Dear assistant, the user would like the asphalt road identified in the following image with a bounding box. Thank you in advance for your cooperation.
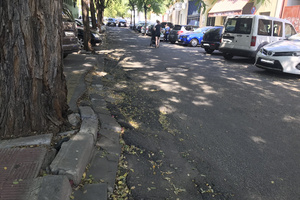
[103,26,300,200]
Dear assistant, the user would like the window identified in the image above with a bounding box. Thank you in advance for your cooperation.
[258,19,272,36]
[273,21,282,37]
[285,23,297,37]
[206,17,215,26]
[225,18,252,34]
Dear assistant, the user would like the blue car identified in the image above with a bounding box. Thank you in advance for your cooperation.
[178,26,213,47]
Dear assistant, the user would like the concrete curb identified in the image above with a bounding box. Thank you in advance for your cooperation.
[50,106,98,185]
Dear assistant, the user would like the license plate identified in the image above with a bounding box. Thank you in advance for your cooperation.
[65,31,75,37]
[261,59,274,64]
[203,43,210,46]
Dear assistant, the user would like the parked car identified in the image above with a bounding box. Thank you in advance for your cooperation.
[136,22,146,33]
[141,23,154,34]
[145,24,155,35]
[106,18,117,26]
[77,26,102,49]
[219,15,297,60]
[62,6,79,58]
[254,33,300,75]
[200,26,224,54]
[118,19,127,27]
[75,19,99,32]
[169,25,198,44]
[178,26,213,47]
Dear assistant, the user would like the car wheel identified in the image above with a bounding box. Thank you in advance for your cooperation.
[78,37,84,50]
[189,39,198,47]
[170,41,175,44]
[205,48,214,54]
[223,53,233,60]
[63,53,68,58]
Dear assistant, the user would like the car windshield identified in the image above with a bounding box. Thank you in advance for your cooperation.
[288,33,300,41]
[194,27,211,33]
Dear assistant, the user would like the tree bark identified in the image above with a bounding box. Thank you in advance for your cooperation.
[90,0,97,29]
[96,0,105,32]
[81,0,92,51]
[0,0,69,138]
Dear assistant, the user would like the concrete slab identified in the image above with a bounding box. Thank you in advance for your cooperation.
[97,133,121,156]
[78,106,99,142]
[50,134,94,185]
[74,183,107,200]
[99,129,120,144]
[98,113,122,132]
[0,134,53,148]
[27,175,72,200]
[87,149,119,191]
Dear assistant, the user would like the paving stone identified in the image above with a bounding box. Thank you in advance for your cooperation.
[87,149,119,190]
[99,129,120,144]
[74,183,107,200]
[27,175,72,200]
[68,113,81,127]
[98,113,122,132]
[97,134,121,156]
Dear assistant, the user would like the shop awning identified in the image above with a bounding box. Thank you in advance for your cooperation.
[208,0,249,17]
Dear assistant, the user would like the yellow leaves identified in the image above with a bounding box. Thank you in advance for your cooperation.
[82,172,86,179]
[128,120,139,129]
[12,179,23,185]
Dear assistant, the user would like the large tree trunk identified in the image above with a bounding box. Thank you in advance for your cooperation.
[81,0,92,51]
[0,0,69,138]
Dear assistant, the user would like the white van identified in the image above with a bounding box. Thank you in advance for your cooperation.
[219,15,297,60]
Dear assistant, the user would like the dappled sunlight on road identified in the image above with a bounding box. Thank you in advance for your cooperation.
[250,136,267,144]
[283,115,300,124]
[101,27,300,199]
[192,96,213,106]
[271,81,300,92]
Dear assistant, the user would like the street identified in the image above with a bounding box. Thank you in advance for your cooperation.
[100,26,300,200]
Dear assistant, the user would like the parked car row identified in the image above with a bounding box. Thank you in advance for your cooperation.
[106,18,127,27]
[62,5,102,58]
[134,15,299,75]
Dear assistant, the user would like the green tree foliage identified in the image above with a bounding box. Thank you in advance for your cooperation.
[105,0,130,18]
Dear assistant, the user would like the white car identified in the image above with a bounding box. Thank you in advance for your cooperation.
[255,33,300,75]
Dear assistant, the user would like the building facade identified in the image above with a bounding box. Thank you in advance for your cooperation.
[164,0,299,30]
[281,0,300,32]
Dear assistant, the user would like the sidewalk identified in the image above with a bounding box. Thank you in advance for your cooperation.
[0,38,121,199]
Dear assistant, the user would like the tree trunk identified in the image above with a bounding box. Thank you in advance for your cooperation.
[0,0,69,138]
[81,0,92,51]
[133,6,136,28]
[96,0,105,32]
[144,6,147,25]
[90,0,97,29]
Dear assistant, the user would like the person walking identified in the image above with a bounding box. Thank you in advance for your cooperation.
[154,20,161,48]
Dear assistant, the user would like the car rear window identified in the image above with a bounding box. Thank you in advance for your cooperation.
[225,18,252,34]
[173,25,182,30]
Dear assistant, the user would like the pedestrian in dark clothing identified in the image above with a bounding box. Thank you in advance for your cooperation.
[150,25,156,47]
[154,20,161,48]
